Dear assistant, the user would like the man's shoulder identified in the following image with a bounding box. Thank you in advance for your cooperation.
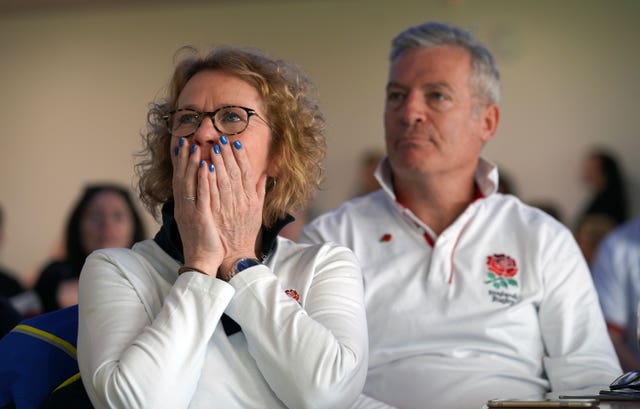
[310,190,389,225]
[302,190,391,244]
[485,194,567,230]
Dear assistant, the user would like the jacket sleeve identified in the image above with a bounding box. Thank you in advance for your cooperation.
[77,250,235,409]
[591,233,627,329]
[225,243,368,409]
[538,228,622,390]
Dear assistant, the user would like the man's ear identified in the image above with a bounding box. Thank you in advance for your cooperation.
[479,103,500,143]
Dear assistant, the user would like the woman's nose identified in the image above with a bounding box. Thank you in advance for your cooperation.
[192,116,218,147]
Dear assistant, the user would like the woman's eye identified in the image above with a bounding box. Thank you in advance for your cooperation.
[178,112,200,125]
[220,110,243,123]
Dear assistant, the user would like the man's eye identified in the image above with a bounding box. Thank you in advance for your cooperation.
[387,92,405,102]
[429,92,445,101]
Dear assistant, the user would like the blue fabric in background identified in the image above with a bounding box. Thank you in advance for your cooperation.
[0,305,79,409]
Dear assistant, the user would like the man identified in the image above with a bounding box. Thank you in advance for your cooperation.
[591,217,640,372]
[301,22,621,409]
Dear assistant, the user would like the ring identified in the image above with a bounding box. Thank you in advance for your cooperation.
[183,195,197,202]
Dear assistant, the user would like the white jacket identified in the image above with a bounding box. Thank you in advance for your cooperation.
[301,157,621,409]
[78,238,368,409]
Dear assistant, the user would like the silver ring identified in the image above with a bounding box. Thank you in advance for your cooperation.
[183,195,197,202]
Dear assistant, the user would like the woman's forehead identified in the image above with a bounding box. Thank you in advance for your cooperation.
[178,70,264,109]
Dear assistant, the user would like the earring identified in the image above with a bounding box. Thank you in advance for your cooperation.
[267,176,277,191]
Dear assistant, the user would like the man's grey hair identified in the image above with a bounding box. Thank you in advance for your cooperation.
[390,22,501,106]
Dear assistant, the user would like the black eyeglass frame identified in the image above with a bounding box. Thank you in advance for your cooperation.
[610,370,640,390]
[162,105,267,137]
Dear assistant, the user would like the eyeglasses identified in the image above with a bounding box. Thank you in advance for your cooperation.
[162,106,266,137]
[610,371,640,390]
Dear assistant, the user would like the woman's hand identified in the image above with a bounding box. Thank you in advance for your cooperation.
[172,136,266,279]
[209,136,266,278]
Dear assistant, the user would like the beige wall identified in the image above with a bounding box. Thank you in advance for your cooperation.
[1,0,639,284]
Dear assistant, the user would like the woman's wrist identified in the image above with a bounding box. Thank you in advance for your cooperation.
[178,266,209,276]
[181,256,221,277]
[219,255,260,281]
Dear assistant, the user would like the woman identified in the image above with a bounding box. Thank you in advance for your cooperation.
[574,148,628,264]
[77,46,367,409]
[577,148,628,227]
[34,184,146,312]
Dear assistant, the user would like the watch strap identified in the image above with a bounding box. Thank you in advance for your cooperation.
[227,257,261,280]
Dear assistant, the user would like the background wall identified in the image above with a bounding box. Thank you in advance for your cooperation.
[1,0,639,284]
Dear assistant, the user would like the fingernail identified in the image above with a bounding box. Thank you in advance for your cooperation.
[199,160,205,168]
[209,163,215,172]
[233,140,242,150]
[190,144,197,154]
[220,135,228,145]
[178,137,184,147]
[173,146,179,157]
[214,145,221,155]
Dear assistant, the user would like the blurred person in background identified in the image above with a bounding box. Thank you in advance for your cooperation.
[575,214,616,265]
[33,184,146,313]
[576,148,628,227]
[574,148,628,266]
[591,217,640,372]
[0,205,25,299]
[0,205,25,337]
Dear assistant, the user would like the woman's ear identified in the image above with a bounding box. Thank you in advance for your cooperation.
[266,175,277,191]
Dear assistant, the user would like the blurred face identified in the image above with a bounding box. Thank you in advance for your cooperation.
[80,191,135,253]
[173,69,274,177]
[580,153,604,190]
[384,46,498,181]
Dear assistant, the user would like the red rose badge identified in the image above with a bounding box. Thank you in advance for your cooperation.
[484,254,518,288]
[380,233,392,242]
[285,289,300,302]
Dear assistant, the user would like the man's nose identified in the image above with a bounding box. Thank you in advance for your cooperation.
[401,92,427,125]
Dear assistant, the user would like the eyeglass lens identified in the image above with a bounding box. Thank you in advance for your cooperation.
[170,107,251,137]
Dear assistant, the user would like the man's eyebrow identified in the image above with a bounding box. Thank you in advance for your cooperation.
[423,82,454,92]
[386,81,408,91]
[386,81,454,92]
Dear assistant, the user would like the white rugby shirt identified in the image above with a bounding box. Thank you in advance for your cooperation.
[301,157,621,409]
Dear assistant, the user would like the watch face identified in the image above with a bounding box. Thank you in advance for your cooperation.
[237,258,261,272]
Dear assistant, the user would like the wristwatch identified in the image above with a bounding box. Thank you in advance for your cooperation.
[227,257,261,280]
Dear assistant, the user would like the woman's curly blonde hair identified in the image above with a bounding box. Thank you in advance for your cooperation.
[136,46,326,228]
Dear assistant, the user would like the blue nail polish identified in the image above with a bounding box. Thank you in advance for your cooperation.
[178,137,184,147]
[190,144,197,154]
[233,140,242,150]
[214,145,221,155]
[220,135,228,145]
[209,163,215,172]
[199,160,205,168]
[173,146,179,157]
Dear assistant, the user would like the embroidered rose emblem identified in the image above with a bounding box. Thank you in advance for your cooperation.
[485,254,518,288]
[285,289,300,302]
[380,233,392,242]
